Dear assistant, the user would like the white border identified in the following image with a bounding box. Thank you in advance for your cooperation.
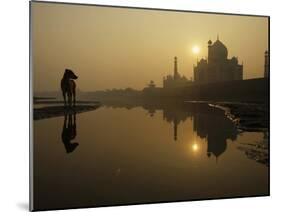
[1,0,280,212]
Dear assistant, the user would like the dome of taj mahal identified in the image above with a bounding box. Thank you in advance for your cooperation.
[212,39,228,59]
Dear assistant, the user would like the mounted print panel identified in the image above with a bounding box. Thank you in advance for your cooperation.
[30,1,269,211]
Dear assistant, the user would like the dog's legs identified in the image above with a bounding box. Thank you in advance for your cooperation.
[73,89,76,107]
[68,93,72,107]
[63,112,67,130]
[62,91,66,107]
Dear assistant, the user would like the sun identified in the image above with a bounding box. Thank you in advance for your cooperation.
[192,143,199,152]
[192,45,200,54]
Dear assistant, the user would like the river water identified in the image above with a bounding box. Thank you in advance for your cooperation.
[33,101,268,210]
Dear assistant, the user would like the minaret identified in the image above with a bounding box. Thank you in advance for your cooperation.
[208,40,212,63]
[264,50,269,78]
[174,56,179,80]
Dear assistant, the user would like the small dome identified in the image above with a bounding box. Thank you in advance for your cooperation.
[208,40,212,45]
[199,58,207,64]
[230,57,238,65]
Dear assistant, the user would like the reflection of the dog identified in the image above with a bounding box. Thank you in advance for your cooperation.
[61,111,79,153]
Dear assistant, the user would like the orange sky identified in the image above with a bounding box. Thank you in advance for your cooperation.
[32,2,268,92]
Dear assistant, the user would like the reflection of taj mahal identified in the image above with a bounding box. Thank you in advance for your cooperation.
[103,101,239,161]
[161,103,238,160]
[194,37,243,84]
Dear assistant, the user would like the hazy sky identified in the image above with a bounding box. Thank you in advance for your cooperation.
[32,2,268,92]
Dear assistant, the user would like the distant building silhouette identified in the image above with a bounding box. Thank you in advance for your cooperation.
[264,50,269,78]
[148,80,156,88]
[163,57,192,88]
[194,37,243,84]
[143,80,163,96]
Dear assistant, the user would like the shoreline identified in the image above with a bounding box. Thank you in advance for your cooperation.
[208,101,268,166]
[208,102,268,133]
[33,104,101,120]
[33,100,100,105]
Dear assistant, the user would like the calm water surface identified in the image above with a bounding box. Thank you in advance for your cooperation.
[33,102,268,210]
